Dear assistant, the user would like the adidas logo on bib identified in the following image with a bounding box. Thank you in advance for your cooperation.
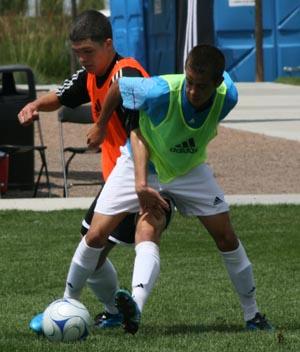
[170,138,198,153]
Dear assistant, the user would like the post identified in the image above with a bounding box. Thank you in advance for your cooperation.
[70,0,78,75]
[255,0,264,81]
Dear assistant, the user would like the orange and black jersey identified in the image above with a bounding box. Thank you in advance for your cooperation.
[55,53,144,135]
[55,53,148,180]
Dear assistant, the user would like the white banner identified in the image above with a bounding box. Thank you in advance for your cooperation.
[229,0,255,7]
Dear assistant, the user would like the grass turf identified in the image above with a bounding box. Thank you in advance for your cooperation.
[0,205,299,352]
[276,76,300,85]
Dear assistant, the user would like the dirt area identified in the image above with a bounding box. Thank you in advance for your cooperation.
[2,95,300,199]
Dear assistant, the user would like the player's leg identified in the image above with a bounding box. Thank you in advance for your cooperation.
[81,189,101,237]
[91,213,137,328]
[30,155,134,336]
[29,193,122,335]
[63,211,126,300]
[80,190,121,327]
[115,212,165,335]
[115,197,174,334]
[198,212,273,330]
[169,163,272,330]
[29,211,125,335]
[198,212,258,318]
[64,149,140,302]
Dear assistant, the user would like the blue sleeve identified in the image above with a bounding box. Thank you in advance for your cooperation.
[119,76,170,125]
[219,71,238,121]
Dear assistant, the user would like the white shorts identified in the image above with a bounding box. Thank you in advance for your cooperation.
[95,147,229,217]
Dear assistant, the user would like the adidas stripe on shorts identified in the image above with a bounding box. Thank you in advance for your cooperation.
[94,146,229,217]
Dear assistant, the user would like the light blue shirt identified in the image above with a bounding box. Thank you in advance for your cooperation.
[121,72,238,172]
[120,71,238,128]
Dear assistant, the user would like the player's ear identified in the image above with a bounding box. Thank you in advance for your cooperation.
[104,38,113,49]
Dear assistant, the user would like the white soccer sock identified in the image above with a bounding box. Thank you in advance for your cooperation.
[132,241,160,312]
[64,236,103,300]
[221,240,258,321]
[87,258,119,314]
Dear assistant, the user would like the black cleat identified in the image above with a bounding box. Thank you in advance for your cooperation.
[115,289,141,335]
[246,312,274,331]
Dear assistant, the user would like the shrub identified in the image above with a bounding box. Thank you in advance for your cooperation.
[0,14,73,83]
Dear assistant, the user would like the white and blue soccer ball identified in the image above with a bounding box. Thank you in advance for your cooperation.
[42,298,92,342]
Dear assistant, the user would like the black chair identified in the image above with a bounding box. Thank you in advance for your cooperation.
[0,65,51,197]
[58,104,103,197]
[0,151,9,197]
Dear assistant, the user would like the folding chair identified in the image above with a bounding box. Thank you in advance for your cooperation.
[58,104,103,197]
[0,151,9,198]
[0,117,51,197]
[0,65,51,197]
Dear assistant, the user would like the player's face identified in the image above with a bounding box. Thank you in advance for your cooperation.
[71,39,113,76]
[185,66,222,109]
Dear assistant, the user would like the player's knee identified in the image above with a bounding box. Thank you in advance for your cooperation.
[136,214,165,243]
[85,226,107,247]
[215,230,238,251]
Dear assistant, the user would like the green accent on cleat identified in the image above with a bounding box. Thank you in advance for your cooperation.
[115,289,141,335]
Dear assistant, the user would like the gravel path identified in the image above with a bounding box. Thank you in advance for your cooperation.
[3,95,300,199]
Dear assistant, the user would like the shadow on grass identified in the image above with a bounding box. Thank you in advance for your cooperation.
[142,323,244,335]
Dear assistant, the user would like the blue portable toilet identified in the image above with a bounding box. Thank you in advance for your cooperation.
[214,0,300,81]
[109,0,147,68]
[143,0,176,75]
[276,1,300,77]
[109,0,176,75]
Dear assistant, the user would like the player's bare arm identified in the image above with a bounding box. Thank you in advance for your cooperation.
[86,81,121,149]
[18,91,61,126]
[130,128,169,217]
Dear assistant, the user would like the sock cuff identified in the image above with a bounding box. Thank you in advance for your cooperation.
[220,240,250,262]
[221,240,251,272]
[73,236,103,270]
[82,236,103,253]
[220,239,242,255]
[135,241,159,255]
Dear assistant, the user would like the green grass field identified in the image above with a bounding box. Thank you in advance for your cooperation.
[0,205,299,352]
[276,76,300,85]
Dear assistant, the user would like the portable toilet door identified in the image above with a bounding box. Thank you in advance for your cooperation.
[214,0,277,81]
[144,0,176,75]
[110,0,176,75]
[110,0,147,68]
[276,0,300,77]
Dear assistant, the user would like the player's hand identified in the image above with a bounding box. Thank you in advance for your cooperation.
[136,184,169,217]
[87,124,106,150]
[18,102,39,126]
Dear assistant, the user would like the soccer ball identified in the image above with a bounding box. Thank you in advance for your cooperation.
[42,298,92,342]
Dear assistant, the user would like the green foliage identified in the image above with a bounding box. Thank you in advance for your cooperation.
[0,0,26,14]
[78,0,105,12]
[0,1,106,83]
[0,14,71,83]
[0,205,300,351]
[40,0,63,16]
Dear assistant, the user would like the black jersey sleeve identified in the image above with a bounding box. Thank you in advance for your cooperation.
[114,66,145,134]
[55,68,90,108]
